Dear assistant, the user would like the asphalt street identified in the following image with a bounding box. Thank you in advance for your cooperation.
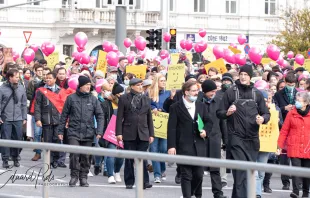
[0,149,298,198]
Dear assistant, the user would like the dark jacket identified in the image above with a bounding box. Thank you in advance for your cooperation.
[117,68,124,84]
[26,76,42,101]
[0,83,27,122]
[34,85,61,125]
[56,78,69,89]
[58,89,104,141]
[98,98,114,147]
[217,80,270,138]
[216,89,225,100]
[167,99,212,157]
[204,96,228,169]
[116,93,154,141]
[274,88,297,121]
[150,90,171,112]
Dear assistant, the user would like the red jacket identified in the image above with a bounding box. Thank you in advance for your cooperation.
[278,108,310,159]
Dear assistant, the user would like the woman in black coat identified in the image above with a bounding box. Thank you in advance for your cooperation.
[168,81,212,198]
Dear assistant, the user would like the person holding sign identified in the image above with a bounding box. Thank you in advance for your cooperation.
[167,81,212,198]
[278,92,310,198]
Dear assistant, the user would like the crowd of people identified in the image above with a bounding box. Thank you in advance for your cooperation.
[0,52,309,198]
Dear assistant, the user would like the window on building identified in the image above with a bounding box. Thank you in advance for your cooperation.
[27,0,40,5]
[0,0,4,4]
[63,45,73,57]
[62,0,72,8]
[265,0,276,15]
[194,0,205,12]
[96,0,113,8]
[226,0,237,14]
[170,0,175,11]
[128,0,141,10]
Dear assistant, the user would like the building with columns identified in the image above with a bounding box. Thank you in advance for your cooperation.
[0,0,308,60]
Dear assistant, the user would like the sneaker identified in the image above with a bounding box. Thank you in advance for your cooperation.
[13,161,20,167]
[108,176,116,184]
[161,172,167,181]
[154,177,161,183]
[282,184,290,190]
[290,192,299,198]
[204,171,208,176]
[115,172,122,182]
[221,181,227,188]
[263,186,272,193]
[175,173,181,184]
[94,166,101,176]
[302,192,309,198]
[2,161,9,169]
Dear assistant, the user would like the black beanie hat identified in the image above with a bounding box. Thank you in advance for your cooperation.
[239,64,253,78]
[185,74,196,82]
[222,73,233,83]
[112,83,124,95]
[78,75,91,88]
[202,80,217,93]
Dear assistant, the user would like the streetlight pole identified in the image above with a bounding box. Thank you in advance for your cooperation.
[0,0,49,10]
[115,6,127,55]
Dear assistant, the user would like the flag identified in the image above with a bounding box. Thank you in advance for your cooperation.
[197,114,204,132]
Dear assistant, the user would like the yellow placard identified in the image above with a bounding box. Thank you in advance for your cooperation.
[170,53,179,65]
[152,112,169,139]
[46,52,59,69]
[294,59,310,72]
[204,58,227,74]
[65,56,72,70]
[259,104,279,152]
[228,46,241,54]
[166,64,185,90]
[126,65,147,79]
[261,58,276,66]
[96,50,108,75]
[202,46,216,62]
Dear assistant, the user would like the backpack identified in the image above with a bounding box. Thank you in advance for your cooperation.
[232,85,258,106]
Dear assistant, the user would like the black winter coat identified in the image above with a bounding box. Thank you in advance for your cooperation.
[98,99,114,147]
[273,88,297,121]
[58,89,104,141]
[167,99,212,157]
[34,87,61,125]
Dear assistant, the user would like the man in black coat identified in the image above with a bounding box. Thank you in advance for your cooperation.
[35,72,62,169]
[202,80,227,198]
[116,78,154,190]
[58,76,104,187]
[168,80,211,198]
[217,64,270,198]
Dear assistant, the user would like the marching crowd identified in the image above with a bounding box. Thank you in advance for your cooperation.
[0,52,309,198]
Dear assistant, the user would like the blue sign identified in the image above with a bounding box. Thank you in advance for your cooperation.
[186,34,195,42]
[244,44,250,54]
[308,48,310,56]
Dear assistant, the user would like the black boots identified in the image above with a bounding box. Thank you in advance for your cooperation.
[69,177,78,187]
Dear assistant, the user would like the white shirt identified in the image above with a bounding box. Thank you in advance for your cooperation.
[182,96,196,120]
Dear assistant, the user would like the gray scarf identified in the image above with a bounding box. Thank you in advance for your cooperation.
[130,89,143,112]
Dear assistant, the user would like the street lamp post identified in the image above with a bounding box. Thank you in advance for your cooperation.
[0,0,49,10]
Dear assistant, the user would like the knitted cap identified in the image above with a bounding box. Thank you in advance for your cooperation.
[202,80,217,93]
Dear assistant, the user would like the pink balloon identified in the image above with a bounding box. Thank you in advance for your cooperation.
[95,79,107,93]
[74,32,88,48]
[79,53,90,64]
[106,51,119,67]
[68,75,79,90]
[266,44,280,61]
[254,80,269,90]
[102,41,113,52]
[137,51,146,59]
[45,42,55,56]
[213,45,224,59]
[77,47,85,53]
[123,38,132,48]
[160,50,169,59]
[30,44,39,52]
[163,32,171,42]
[128,51,136,56]
[23,48,35,64]
[184,40,193,51]
[13,51,20,62]
[90,56,97,64]
[276,56,284,66]
[237,34,247,45]
[117,51,124,58]
[295,54,305,65]
[112,44,119,53]
[41,42,49,56]
[224,49,235,64]
[194,44,202,53]
[234,54,246,66]
[230,43,237,48]
[127,55,135,64]
[282,60,290,67]
[197,40,207,52]
[248,47,262,65]
[134,37,146,51]
[180,39,186,49]
[287,51,294,59]
[198,28,207,38]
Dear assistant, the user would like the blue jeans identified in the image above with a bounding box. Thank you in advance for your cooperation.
[256,152,270,196]
[106,143,124,177]
[32,116,42,154]
[1,121,23,161]
[150,137,167,178]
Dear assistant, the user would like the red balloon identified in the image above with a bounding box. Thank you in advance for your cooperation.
[123,38,132,48]
[134,36,146,51]
[79,53,90,65]
[74,32,88,48]
[103,41,113,53]
[213,45,224,59]
[180,39,186,49]
[248,47,262,65]
[23,48,35,64]
[266,44,280,61]
[224,49,235,64]
[197,40,207,52]
[106,51,119,67]
[184,40,193,51]
[234,54,246,66]
[160,50,169,59]
[295,54,305,65]
[30,44,39,52]
[163,32,171,42]
[237,34,247,45]
[198,28,207,38]
[194,44,202,53]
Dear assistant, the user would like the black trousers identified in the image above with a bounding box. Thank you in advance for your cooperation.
[123,138,150,186]
[210,171,224,197]
[279,153,291,186]
[42,125,59,163]
[263,158,277,188]
[68,139,92,179]
[1,121,23,161]
[291,158,310,195]
[230,135,259,198]
[180,165,204,198]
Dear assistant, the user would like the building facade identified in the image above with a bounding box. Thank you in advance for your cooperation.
[0,0,307,60]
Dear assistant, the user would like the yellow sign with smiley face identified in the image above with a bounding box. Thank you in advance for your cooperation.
[166,64,185,90]
[152,112,169,139]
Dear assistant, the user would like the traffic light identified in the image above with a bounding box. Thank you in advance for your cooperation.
[74,1,78,9]
[169,28,177,50]
[154,29,162,50]
[146,29,155,50]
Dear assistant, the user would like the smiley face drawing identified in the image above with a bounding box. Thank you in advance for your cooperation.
[173,73,178,82]
[153,119,163,129]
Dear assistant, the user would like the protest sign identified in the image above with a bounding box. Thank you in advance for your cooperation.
[204,58,227,74]
[103,115,124,148]
[166,64,185,90]
[126,65,147,79]
[152,112,169,139]
[96,50,108,75]
[46,52,59,69]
